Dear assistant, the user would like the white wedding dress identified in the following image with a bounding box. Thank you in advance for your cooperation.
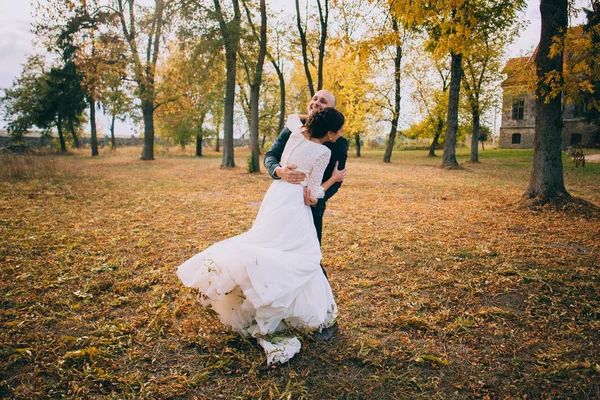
[177,115,338,365]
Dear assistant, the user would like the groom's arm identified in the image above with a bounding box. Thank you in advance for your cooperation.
[264,127,292,179]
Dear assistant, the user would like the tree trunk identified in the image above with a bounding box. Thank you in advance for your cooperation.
[355,133,361,157]
[429,118,444,156]
[116,0,165,162]
[248,0,267,173]
[214,0,240,168]
[384,24,402,163]
[222,47,237,167]
[522,0,569,204]
[316,0,328,91]
[215,135,220,152]
[56,116,66,153]
[68,118,80,149]
[196,133,203,156]
[261,134,266,149]
[196,113,205,157]
[110,113,116,149]
[89,98,99,156]
[141,99,155,160]
[441,52,463,168]
[481,139,485,150]
[470,108,480,162]
[295,0,314,96]
[249,80,261,172]
[271,59,286,134]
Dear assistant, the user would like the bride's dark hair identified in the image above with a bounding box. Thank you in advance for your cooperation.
[306,108,345,139]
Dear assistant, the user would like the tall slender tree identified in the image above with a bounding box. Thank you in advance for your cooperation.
[405,40,450,156]
[213,0,241,168]
[58,2,110,156]
[442,50,463,167]
[267,22,288,134]
[114,0,172,161]
[316,0,329,91]
[383,15,403,163]
[295,0,329,96]
[461,6,521,163]
[295,0,314,96]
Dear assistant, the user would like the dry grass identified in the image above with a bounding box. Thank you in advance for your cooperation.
[1,146,599,399]
[0,152,73,181]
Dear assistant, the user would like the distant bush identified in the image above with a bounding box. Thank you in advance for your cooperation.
[364,138,385,149]
[397,145,433,151]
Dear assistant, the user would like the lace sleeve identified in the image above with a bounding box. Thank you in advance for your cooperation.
[306,149,331,199]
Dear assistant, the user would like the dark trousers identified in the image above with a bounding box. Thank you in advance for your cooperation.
[313,214,323,245]
[312,213,328,279]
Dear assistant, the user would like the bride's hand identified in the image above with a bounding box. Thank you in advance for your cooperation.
[304,187,317,206]
[332,161,346,183]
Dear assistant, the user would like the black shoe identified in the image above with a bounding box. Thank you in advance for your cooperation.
[313,321,339,341]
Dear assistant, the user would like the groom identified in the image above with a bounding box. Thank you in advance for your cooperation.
[263,90,348,340]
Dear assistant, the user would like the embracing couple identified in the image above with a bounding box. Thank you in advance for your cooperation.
[177,90,348,365]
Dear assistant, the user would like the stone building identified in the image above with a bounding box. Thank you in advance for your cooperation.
[499,33,599,149]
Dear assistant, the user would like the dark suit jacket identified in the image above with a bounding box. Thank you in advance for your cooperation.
[264,126,348,218]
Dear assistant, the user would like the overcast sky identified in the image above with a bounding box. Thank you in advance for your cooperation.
[0,0,590,135]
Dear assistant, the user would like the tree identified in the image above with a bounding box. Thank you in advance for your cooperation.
[521,0,570,205]
[324,40,377,157]
[442,49,463,167]
[268,24,288,134]
[0,56,48,142]
[257,72,283,147]
[155,43,225,156]
[240,0,268,173]
[0,54,87,153]
[99,39,136,150]
[49,60,88,150]
[175,1,227,154]
[114,0,174,161]
[462,43,499,163]
[34,0,91,150]
[57,1,113,156]
[361,1,408,163]
[383,15,404,163]
[461,6,521,163]
[390,0,526,168]
[405,43,450,156]
[295,0,329,96]
[213,0,242,168]
[581,1,600,128]
[34,0,127,155]
[478,124,490,150]
[561,2,600,132]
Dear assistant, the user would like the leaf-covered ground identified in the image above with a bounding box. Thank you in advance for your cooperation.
[1,146,599,399]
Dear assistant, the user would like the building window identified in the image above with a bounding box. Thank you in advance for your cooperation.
[512,133,521,144]
[570,134,582,145]
[573,100,587,119]
[512,99,524,120]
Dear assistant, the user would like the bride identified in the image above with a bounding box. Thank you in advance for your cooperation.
[177,108,346,365]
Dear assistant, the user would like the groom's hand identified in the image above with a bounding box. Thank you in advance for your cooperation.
[275,164,306,184]
[331,161,347,182]
[304,187,317,206]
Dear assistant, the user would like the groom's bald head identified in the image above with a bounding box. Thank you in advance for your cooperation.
[308,90,337,115]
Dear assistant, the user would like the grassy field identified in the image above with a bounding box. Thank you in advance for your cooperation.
[1,146,599,399]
